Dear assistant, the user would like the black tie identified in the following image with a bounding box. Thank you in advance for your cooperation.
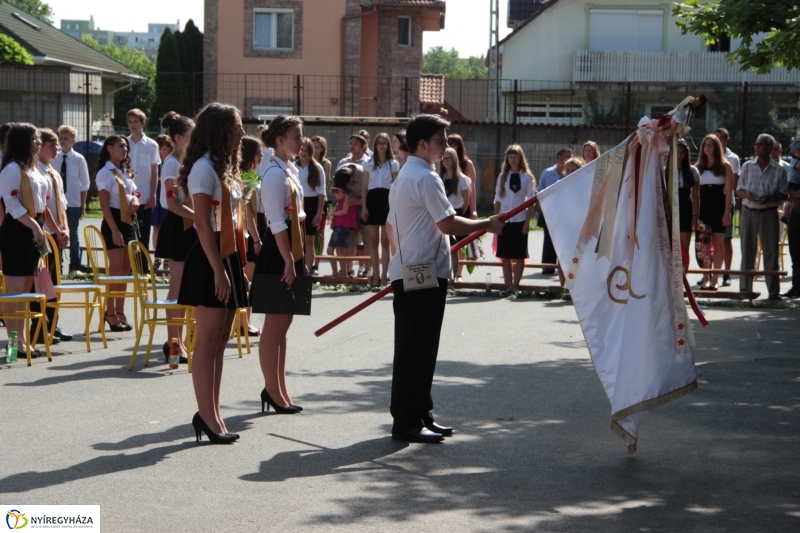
[509,173,521,193]
[60,154,68,194]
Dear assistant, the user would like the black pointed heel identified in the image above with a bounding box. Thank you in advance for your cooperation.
[191,413,236,444]
[260,389,299,414]
[104,313,126,333]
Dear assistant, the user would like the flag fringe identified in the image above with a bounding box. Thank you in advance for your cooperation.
[609,380,698,453]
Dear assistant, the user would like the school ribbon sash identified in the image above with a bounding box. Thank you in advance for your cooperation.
[219,184,236,260]
[285,171,304,263]
[18,166,37,217]
[111,169,132,224]
[46,168,67,227]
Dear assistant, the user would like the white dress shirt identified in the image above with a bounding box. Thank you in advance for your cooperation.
[186,154,242,232]
[38,161,67,233]
[366,158,400,190]
[159,154,184,208]
[96,161,138,210]
[127,134,160,201]
[447,175,472,210]
[299,160,326,197]
[261,156,305,235]
[0,160,52,218]
[494,170,534,223]
[256,146,276,178]
[55,149,91,208]
[387,156,456,282]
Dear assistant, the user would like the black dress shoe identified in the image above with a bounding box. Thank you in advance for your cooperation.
[54,328,73,341]
[424,421,454,436]
[541,269,556,275]
[31,334,59,345]
[722,275,731,287]
[782,288,799,299]
[391,427,445,443]
[768,294,782,301]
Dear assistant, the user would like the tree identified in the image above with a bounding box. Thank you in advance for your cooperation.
[673,0,800,73]
[6,0,53,24]
[0,34,34,65]
[81,35,156,128]
[151,28,190,120]
[423,46,488,79]
[183,20,204,73]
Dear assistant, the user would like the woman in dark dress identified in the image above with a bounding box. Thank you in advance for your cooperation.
[176,103,247,444]
[254,115,306,414]
[674,140,700,268]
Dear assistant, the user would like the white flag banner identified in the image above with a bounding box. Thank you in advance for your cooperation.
[538,114,702,453]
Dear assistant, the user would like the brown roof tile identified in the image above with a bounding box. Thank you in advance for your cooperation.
[420,74,445,105]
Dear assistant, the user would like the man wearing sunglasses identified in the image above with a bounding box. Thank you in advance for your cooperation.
[385,114,505,443]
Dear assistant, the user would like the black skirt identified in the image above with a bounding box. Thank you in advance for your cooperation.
[255,225,306,277]
[101,208,137,250]
[246,212,267,263]
[366,188,390,225]
[0,214,44,276]
[496,221,529,259]
[304,196,320,236]
[678,186,694,233]
[177,233,249,310]
[155,211,198,262]
[699,184,727,234]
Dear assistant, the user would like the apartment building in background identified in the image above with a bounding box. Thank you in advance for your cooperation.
[61,17,179,57]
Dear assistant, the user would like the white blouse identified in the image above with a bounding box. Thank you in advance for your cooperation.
[160,154,184,208]
[699,169,726,186]
[186,154,242,232]
[261,156,305,234]
[96,161,138,210]
[447,175,472,210]
[0,160,52,218]
[38,162,67,231]
[298,160,326,197]
[493,170,535,224]
[366,158,400,190]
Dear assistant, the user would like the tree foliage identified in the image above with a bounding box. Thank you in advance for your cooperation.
[6,0,53,24]
[151,28,190,120]
[423,46,488,79]
[673,0,800,73]
[0,34,34,65]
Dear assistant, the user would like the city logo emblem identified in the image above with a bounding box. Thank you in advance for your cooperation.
[415,272,425,285]
[6,510,28,530]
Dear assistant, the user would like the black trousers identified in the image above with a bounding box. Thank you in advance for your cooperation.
[390,278,448,432]
[137,207,152,273]
[540,216,558,265]
[788,208,800,291]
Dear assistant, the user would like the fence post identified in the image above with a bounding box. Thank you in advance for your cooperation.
[295,74,302,116]
[403,77,410,117]
[741,81,749,155]
[512,79,519,141]
[84,72,91,148]
[244,74,248,118]
[625,81,633,131]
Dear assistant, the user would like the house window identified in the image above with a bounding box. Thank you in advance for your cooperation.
[254,9,294,50]
[589,9,663,52]
[398,16,412,46]
[516,102,584,125]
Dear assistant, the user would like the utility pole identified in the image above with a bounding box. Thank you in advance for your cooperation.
[488,0,500,122]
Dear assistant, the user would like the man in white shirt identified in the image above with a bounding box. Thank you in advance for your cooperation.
[715,127,740,286]
[337,134,372,276]
[385,114,504,443]
[57,125,91,272]
[126,108,160,253]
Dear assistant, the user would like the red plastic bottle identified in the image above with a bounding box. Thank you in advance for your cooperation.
[169,338,180,369]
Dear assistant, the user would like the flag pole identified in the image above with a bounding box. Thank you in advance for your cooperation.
[314,196,540,337]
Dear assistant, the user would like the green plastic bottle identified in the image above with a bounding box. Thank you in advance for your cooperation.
[7,331,18,363]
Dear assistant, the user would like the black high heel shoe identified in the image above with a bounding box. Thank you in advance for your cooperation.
[104,313,126,332]
[260,389,299,414]
[116,313,133,331]
[291,404,303,412]
[191,413,236,444]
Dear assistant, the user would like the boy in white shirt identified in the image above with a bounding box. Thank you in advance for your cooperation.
[126,108,160,254]
[57,125,91,272]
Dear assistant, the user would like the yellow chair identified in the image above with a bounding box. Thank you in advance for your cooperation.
[127,240,195,371]
[44,233,107,353]
[755,225,789,279]
[0,272,52,365]
[83,225,138,329]
[231,307,252,358]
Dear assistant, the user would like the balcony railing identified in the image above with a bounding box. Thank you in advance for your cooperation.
[573,50,800,84]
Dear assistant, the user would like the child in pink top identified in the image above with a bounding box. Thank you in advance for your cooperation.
[327,167,358,277]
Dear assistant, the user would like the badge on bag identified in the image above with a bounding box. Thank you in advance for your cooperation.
[402,261,438,291]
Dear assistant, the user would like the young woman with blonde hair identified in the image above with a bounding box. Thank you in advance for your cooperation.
[361,132,399,286]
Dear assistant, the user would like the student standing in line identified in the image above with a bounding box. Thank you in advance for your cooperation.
[56,125,90,273]
[239,135,266,338]
[311,135,332,276]
[441,147,471,282]
[0,124,54,359]
[154,112,197,361]
[582,141,600,163]
[358,129,373,158]
[256,125,276,178]
[298,138,326,274]
[537,147,572,275]
[327,167,358,278]
[494,144,535,294]
[176,103,247,444]
[673,140,701,267]
[337,134,371,278]
[32,128,72,344]
[446,134,478,220]
[385,114,505,443]
[95,135,140,332]
[152,134,173,272]
[695,134,733,291]
[714,127,740,287]
[126,109,160,257]
[361,133,399,286]
[392,130,410,168]
[254,115,306,414]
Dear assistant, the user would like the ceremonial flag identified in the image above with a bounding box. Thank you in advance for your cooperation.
[537,114,701,453]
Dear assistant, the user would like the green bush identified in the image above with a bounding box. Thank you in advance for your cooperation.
[0,34,34,65]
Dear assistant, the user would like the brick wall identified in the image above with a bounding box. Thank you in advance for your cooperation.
[204,0,219,102]
[242,0,304,59]
[376,9,423,117]
[342,0,362,116]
